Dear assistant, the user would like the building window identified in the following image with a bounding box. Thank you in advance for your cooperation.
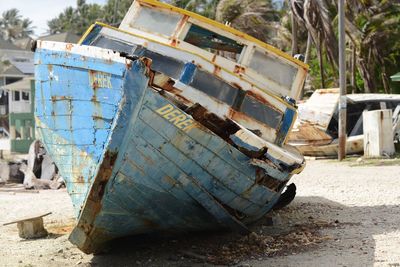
[22,92,29,101]
[13,91,20,101]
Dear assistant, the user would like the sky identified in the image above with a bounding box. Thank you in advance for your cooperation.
[0,0,108,37]
[0,0,285,37]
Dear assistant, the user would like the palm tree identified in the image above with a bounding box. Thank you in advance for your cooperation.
[345,1,400,93]
[48,0,103,35]
[215,0,280,45]
[47,7,76,34]
[167,0,219,19]
[290,0,400,93]
[103,0,134,26]
[290,0,339,88]
[0,9,34,41]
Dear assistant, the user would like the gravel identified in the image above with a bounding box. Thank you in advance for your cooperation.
[0,159,399,266]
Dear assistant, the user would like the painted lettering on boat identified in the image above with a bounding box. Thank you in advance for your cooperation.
[89,71,112,88]
[156,104,195,132]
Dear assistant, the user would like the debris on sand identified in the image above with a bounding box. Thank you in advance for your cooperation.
[3,212,51,239]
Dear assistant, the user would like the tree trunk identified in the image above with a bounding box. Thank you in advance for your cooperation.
[381,66,391,94]
[291,11,298,56]
[350,44,357,93]
[317,34,326,88]
[300,33,313,99]
[304,33,312,64]
[112,0,119,24]
[357,57,375,93]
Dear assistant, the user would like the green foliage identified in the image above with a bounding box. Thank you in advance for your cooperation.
[352,2,400,93]
[0,9,34,41]
[214,0,281,44]
[166,0,219,19]
[307,45,337,89]
[47,0,134,35]
[103,0,135,25]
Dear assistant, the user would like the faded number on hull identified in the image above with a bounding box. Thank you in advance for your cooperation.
[89,71,112,88]
[156,104,195,132]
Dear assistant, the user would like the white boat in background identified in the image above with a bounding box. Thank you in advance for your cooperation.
[289,89,400,156]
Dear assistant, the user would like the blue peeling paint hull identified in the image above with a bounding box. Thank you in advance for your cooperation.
[35,44,296,253]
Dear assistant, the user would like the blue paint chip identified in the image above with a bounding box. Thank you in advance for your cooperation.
[275,108,295,145]
[179,63,197,85]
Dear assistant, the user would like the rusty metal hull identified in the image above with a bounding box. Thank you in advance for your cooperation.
[34,41,302,253]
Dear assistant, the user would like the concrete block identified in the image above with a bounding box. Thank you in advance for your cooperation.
[16,218,48,239]
[0,161,9,182]
[3,212,51,239]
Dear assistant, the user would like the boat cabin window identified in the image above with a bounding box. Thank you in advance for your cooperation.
[138,49,185,79]
[132,6,182,37]
[249,49,297,89]
[240,95,282,129]
[91,35,135,54]
[183,24,244,62]
[91,35,185,80]
[190,69,239,105]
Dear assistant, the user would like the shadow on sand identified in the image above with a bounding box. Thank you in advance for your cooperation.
[89,196,400,266]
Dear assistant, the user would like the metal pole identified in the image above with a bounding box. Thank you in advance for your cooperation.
[338,0,347,160]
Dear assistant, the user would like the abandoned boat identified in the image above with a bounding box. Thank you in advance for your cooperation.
[288,89,400,156]
[34,0,307,254]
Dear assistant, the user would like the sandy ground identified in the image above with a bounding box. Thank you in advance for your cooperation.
[1,159,400,267]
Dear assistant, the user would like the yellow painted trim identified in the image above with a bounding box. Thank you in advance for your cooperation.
[80,22,297,112]
[137,0,308,70]
[78,24,96,44]
[290,159,306,174]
